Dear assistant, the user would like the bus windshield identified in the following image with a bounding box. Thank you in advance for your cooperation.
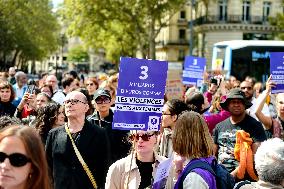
[211,40,284,82]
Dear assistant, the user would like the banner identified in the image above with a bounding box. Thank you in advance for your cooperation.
[112,57,168,131]
[182,56,206,87]
[270,52,284,93]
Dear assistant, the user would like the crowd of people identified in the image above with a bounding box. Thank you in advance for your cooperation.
[0,67,283,189]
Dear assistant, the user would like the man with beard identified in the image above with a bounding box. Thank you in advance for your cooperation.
[240,80,272,136]
[213,88,266,181]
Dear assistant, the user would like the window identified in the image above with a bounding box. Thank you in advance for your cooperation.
[180,11,186,19]
[178,49,185,61]
[242,0,251,22]
[263,2,271,22]
[218,0,227,21]
[179,29,186,40]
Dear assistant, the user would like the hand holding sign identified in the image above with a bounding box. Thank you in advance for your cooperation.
[270,52,284,93]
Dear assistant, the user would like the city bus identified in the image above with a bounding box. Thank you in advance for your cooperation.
[211,40,284,82]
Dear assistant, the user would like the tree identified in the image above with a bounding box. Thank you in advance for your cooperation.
[0,0,59,70]
[63,0,187,62]
[67,45,89,63]
[270,0,284,40]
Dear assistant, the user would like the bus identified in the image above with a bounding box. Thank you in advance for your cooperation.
[211,40,284,82]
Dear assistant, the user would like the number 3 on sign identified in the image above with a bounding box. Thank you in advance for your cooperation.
[139,66,148,80]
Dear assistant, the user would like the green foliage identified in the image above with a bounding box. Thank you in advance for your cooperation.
[63,0,187,62]
[0,0,60,69]
[67,45,89,63]
[270,13,284,40]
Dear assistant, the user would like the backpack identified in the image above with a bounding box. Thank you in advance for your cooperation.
[177,158,235,189]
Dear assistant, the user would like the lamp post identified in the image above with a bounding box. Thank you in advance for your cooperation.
[55,33,65,77]
[189,0,195,55]
[61,33,65,66]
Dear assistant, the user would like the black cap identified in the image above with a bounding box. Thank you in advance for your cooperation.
[93,88,111,100]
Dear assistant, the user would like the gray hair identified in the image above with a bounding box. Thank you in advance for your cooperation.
[15,71,26,81]
[255,138,284,185]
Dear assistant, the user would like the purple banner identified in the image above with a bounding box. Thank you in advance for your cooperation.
[270,52,284,93]
[112,57,168,131]
[182,56,206,87]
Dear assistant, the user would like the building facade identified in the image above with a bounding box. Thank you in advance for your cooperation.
[155,0,283,67]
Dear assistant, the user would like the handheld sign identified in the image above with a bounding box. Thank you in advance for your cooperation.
[152,158,173,189]
[270,52,284,93]
[182,56,206,87]
[112,57,168,131]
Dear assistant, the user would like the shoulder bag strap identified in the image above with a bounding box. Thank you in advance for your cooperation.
[65,124,98,189]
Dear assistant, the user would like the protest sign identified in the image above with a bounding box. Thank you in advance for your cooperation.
[182,56,206,87]
[270,52,284,93]
[152,158,173,189]
[112,57,168,131]
[166,63,184,100]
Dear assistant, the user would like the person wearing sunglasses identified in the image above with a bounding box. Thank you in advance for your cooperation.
[85,78,98,100]
[0,125,51,189]
[106,130,172,189]
[46,91,111,189]
[88,88,131,164]
[240,80,272,138]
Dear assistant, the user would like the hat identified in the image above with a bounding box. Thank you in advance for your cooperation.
[220,88,253,111]
[93,88,111,100]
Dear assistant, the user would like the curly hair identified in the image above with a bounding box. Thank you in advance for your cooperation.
[33,102,62,143]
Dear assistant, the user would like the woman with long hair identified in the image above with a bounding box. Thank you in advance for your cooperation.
[0,82,16,117]
[0,125,51,189]
[105,130,171,189]
[33,103,65,144]
[172,111,216,189]
[159,99,190,158]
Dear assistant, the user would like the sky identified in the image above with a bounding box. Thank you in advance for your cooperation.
[52,0,63,8]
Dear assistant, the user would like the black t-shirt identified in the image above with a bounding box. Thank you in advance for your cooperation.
[136,158,154,189]
[213,114,267,172]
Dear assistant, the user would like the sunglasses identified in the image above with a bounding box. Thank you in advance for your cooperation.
[129,133,155,141]
[95,97,111,104]
[86,83,94,86]
[0,152,30,167]
[64,99,86,105]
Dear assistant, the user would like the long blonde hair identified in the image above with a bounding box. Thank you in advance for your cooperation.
[172,111,214,158]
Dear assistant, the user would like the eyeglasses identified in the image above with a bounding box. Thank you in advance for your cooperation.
[95,97,111,104]
[240,86,252,90]
[162,112,172,116]
[64,99,86,105]
[129,133,155,141]
[0,152,30,167]
[86,83,94,86]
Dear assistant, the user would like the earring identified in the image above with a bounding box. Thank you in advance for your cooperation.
[29,173,32,179]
